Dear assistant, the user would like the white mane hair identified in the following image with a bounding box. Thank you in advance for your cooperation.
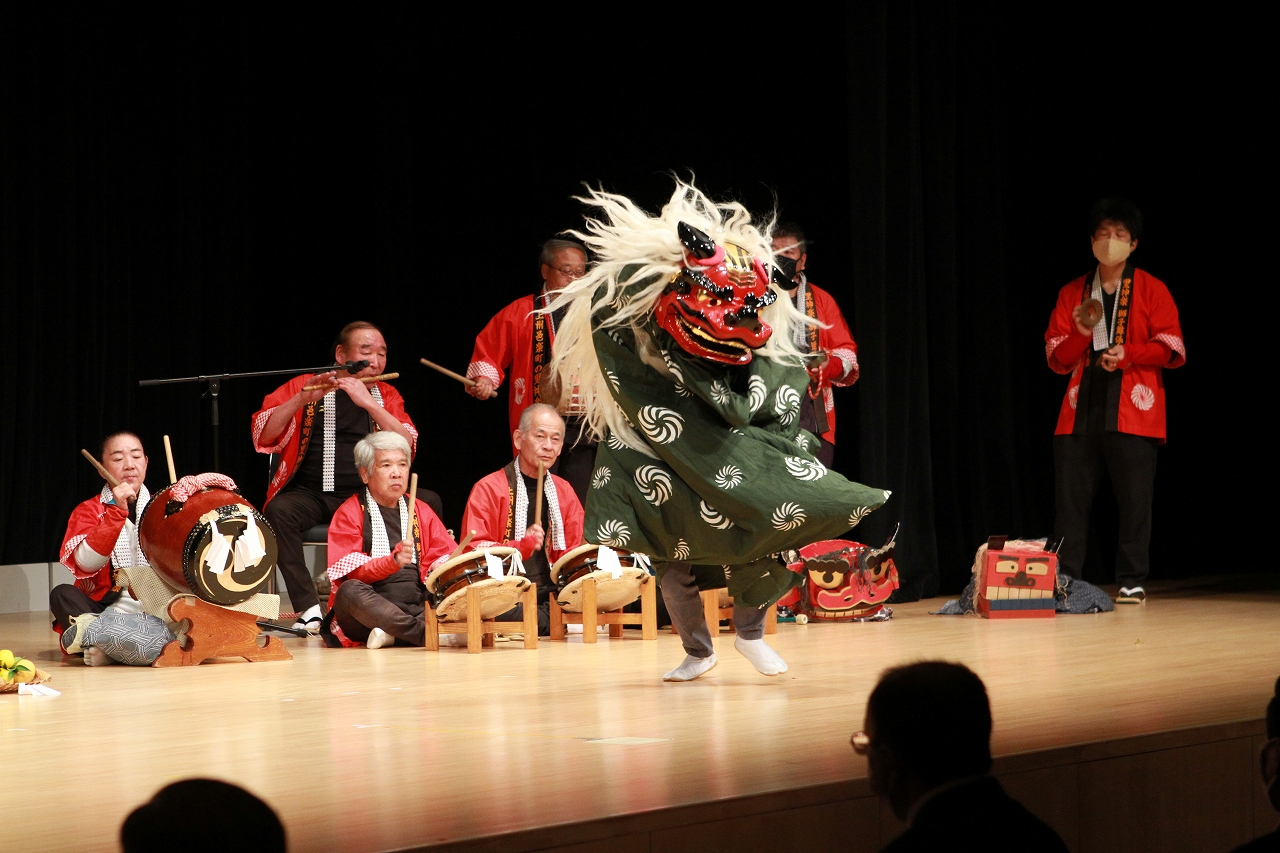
[545,178,813,451]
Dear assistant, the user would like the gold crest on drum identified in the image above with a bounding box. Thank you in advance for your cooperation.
[551,544,652,613]
[425,547,531,622]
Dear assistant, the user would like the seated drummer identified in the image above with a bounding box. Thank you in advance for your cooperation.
[461,403,584,636]
[53,432,150,653]
[322,432,457,648]
[252,321,423,634]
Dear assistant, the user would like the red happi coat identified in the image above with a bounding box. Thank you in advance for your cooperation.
[59,485,151,602]
[325,494,457,646]
[461,467,584,565]
[1045,268,1185,440]
[251,374,418,506]
[467,288,556,437]
[800,281,860,445]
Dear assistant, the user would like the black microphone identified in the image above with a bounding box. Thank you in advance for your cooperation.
[339,360,370,374]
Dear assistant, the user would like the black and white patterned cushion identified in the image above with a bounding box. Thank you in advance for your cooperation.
[81,612,176,665]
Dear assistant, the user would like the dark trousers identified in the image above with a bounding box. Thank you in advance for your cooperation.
[49,584,113,633]
[501,577,554,636]
[816,438,835,468]
[264,486,352,614]
[333,580,426,646]
[660,562,765,658]
[1053,432,1158,588]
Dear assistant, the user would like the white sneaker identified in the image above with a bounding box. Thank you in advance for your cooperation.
[366,628,392,649]
[663,653,717,682]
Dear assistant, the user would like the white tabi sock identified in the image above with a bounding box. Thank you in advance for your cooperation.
[366,628,392,649]
[734,637,788,676]
[663,653,717,682]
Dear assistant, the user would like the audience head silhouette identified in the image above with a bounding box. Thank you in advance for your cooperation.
[861,661,993,819]
[121,778,286,853]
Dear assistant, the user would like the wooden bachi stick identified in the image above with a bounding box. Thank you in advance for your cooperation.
[163,435,178,485]
[533,462,545,529]
[302,372,399,391]
[405,473,419,543]
[447,529,476,561]
[419,358,498,398]
[81,449,121,489]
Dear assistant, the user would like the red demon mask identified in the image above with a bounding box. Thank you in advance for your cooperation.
[780,528,900,621]
[652,222,779,365]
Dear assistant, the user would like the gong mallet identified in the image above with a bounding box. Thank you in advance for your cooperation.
[302,372,400,392]
[419,357,498,398]
[162,435,178,485]
[80,449,121,489]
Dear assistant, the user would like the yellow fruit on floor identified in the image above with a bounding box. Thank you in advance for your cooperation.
[0,649,14,669]
[11,660,37,684]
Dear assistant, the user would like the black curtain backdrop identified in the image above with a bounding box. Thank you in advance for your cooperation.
[1,6,1264,598]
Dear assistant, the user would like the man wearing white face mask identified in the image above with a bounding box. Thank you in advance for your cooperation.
[1044,199,1185,605]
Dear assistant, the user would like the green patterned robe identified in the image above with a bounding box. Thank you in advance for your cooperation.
[583,277,890,608]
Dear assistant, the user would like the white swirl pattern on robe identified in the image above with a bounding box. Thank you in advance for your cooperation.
[637,406,684,444]
[747,375,767,414]
[714,465,744,489]
[672,538,690,561]
[699,500,733,529]
[710,380,730,405]
[772,502,807,531]
[596,520,631,547]
[633,465,673,506]
[785,456,827,481]
[775,386,801,426]
[592,466,612,489]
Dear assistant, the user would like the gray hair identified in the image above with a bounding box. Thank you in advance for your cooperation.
[539,238,587,267]
[353,431,411,471]
[517,403,563,434]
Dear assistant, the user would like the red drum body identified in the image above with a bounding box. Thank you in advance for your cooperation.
[138,484,277,606]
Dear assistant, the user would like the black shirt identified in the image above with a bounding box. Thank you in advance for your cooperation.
[371,500,423,604]
[291,390,369,494]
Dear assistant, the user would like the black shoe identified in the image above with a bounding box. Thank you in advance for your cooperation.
[1116,586,1146,604]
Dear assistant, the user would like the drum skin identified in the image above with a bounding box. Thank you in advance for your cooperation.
[138,485,277,606]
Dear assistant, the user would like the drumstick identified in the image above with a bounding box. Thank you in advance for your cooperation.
[163,435,177,485]
[533,462,545,529]
[419,357,498,398]
[405,473,418,543]
[446,529,476,561]
[80,449,121,489]
[302,372,400,391]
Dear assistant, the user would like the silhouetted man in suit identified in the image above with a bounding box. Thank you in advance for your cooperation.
[854,661,1068,853]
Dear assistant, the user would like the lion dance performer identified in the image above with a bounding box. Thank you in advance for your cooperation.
[548,180,891,681]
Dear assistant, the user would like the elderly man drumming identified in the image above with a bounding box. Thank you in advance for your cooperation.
[461,403,584,636]
[321,432,456,648]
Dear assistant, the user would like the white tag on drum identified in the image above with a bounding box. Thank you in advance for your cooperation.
[597,545,623,579]
[485,550,504,580]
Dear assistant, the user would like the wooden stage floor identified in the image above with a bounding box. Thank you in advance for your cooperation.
[2,575,1277,853]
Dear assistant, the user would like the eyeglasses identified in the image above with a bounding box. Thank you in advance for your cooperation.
[850,731,872,754]
[546,264,587,279]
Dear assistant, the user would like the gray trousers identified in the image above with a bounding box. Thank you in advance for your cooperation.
[660,562,765,659]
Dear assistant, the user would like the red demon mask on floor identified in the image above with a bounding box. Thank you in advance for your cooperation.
[652,222,779,365]
[779,528,900,621]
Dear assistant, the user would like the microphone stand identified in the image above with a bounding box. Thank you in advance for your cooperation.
[139,363,358,472]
